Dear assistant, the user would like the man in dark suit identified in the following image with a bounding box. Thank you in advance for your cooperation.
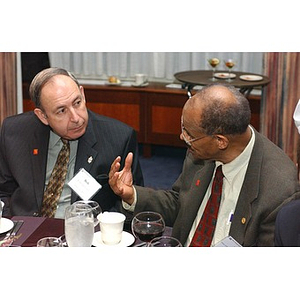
[275,200,300,246]
[109,84,300,246]
[0,67,143,218]
[274,100,300,246]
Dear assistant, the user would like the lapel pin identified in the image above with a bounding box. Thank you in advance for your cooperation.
[196,179,200,186]
[88,156,93,164]
[33,149,39,155]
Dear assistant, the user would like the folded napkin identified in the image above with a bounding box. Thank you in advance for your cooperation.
[11,216,45,246]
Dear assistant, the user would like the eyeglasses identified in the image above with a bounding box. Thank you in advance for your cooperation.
[181,116,208,146]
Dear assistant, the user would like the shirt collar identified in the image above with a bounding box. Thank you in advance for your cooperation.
[49,130,62,149]
[215,126,255,182]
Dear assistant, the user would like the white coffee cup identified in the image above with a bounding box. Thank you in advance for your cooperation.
[97,212,126,245]
[135,74,147,85]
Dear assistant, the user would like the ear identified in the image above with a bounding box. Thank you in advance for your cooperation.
[80,86,86,103]
[34,108,49,126]
[215,135,229,150]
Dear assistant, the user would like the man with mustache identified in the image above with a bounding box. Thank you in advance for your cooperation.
[0,67,143,218]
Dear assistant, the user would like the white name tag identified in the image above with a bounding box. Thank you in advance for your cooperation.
[213,236,242,247]
[68,168,102,201]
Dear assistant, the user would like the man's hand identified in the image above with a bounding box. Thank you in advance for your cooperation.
[109,152,135,205]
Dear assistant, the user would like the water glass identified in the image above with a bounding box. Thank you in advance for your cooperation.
[148,236,182,247]
[58,234,68,247]
[65,203,94,247]
[76,200,102,227]
[37,237,62,247]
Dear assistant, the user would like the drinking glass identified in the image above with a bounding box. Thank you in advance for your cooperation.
[76,200,102,227]
[148,236,182,247]
[65,203,94,247]
[131,211,165,246]
[224,59,235,82]
[58,234,68,247]
[37,237,62,247]
[208,58,220,81]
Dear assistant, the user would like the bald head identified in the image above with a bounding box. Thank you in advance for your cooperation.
[184,84,251,136]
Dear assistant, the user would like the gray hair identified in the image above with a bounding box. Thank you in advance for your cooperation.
[29,67,80,108]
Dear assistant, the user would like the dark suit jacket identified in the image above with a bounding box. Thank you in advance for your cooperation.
[0,110,143,216]
[135,128,300,246]
[275,199,300,246]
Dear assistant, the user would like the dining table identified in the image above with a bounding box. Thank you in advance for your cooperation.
[174,70,270,98]
[0,216,172,247]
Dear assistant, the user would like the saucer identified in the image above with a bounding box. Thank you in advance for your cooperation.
[92,231,135,247]
[131,82,149,87]
[0,218,14,234]
[239,74,263,81]
[214,72,236,79]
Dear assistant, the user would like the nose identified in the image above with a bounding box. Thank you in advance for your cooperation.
[69,108,80,123]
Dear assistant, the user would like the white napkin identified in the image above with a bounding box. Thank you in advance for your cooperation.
[293,99,300,134]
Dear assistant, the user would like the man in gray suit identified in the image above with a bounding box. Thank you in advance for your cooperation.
[109,84,300,246]
[0,68,143,218]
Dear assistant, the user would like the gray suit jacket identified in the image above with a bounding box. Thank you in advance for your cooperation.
[0,110,143,216]
[135,129,300,246]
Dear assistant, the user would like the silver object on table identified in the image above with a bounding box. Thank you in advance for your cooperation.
[0,220,24,247]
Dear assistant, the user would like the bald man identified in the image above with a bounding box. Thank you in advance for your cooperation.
[109,84,300,246]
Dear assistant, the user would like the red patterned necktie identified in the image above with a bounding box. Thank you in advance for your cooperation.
[190,165,224,247]
[41,139,70,217]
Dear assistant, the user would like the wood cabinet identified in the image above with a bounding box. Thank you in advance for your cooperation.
[22,82,261,156]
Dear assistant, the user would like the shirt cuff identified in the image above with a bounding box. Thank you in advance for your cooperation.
[122,186,137,212]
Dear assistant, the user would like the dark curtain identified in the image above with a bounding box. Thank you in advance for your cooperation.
[0,52,17,125]
[261,52,300,163]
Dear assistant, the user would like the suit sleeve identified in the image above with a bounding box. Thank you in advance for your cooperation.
[0,119,17,216]
[122,128,144,187]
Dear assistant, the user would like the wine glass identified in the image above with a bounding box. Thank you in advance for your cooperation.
[208,58,220,81]
[131,211,165,246]
[76,200,102,227]
[64,202,94,247]
[148,236,182,247]
[224,59,235,82]
[37,237,62,247]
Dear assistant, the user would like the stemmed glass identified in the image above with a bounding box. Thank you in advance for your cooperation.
[148,236,182,247]
[65,202,94,247]
[131,211,165,247]
[76,200,102,227]
[208,58,220,81]
[37,237,62,247]
[224,59,235,82]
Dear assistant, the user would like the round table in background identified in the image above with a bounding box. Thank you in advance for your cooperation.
[174,70,270,98]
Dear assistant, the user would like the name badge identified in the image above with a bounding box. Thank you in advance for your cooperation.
[213,236,242,247]
[68,168,102,201]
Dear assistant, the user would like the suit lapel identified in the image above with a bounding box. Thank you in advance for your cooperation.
[30,123,50,210]
[229,131,262,245]
[175,160,215,243]
[72,117,98,202]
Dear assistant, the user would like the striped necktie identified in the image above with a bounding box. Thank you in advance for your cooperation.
[41,139,70,217]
